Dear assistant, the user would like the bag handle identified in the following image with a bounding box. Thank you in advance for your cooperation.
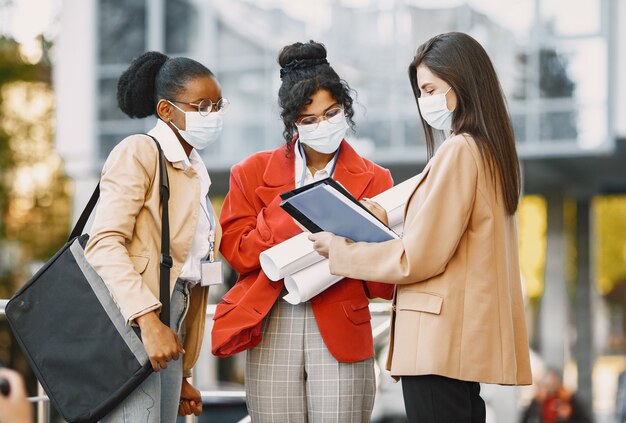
[68,135,172,326]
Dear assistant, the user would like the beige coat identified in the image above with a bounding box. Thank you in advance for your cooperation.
[329,134,532,385]
[85,134,221,376]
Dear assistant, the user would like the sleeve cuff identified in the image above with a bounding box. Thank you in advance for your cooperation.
[127,303,162,326]
[328,236,351,277]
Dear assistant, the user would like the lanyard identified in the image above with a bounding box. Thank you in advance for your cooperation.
[201,195,217,262]
[298,142,341,188]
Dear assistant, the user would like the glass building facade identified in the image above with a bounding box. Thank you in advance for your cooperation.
[94,0,613,170]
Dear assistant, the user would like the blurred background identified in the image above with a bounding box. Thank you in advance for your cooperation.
[0,0,625,422]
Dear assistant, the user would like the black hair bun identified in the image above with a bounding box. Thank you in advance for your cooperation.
[117,51,168,118]
[278,41,328,77]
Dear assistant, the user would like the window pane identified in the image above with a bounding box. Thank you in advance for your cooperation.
[467,0,535,39]
[402,118,426,148]
[99,125,145,160]
[512,113,527,143]
[99,78,126,121]
[359,120,391,150]
[99,134,122,159]
[539,110,578,141]
[98,0,146,65]
[557,38,607,104]
[165,0,198,55]
[519,37,609,147]
[538,48,576,99]
[541,0,601,36]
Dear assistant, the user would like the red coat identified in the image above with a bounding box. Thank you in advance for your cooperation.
[212,141,394,362]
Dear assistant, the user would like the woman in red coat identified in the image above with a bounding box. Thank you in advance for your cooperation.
[212,41,394,422]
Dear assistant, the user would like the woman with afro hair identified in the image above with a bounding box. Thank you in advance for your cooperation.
[85,51,228,421]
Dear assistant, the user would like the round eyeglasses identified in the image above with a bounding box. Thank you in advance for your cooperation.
[296,106,344,132]
[169,98,230,116]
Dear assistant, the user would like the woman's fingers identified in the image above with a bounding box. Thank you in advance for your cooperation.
[360,199,388,225]
[177,338,186,354]
[140,316,183,370]
[178,399,196,416]
[308,232,332,258]
[165,330,181,361]
[177,401,188,416]
[152,359,168,372]
[361,198,383,212]
[192,400,203,416]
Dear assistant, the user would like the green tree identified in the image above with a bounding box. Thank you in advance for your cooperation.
[0,36,71,378]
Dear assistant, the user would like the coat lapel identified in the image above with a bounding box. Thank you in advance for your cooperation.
[254,145,296,207]
[402,160,433,222]
[331,141,375,200]
[255,141,376,207]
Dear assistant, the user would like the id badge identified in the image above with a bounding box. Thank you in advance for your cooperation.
[200,260,224,286]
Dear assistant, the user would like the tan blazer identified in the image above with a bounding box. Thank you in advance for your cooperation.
[329,134,532,385]
[85,134,221,376]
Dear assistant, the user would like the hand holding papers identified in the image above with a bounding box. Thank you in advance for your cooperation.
[259,174,422,304]
[360,198,389,226]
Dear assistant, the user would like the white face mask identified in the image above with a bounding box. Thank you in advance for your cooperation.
[296,113,349,154]
[169,101,223,150]
[418,87,453,131]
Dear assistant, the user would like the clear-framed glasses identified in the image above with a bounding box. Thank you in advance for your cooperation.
[296,106,344,132]
[170,97,230,116]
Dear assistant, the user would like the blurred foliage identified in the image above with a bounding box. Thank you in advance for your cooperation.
[518,195,548,299]
[1,81,72,261]
[0,36,47,83]
[0,36,52,249]
[0,36,71,375]
[593,195,626,296]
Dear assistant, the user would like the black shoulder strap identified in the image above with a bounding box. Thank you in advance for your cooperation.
[68,135,172,327]
[145,134,172,327]
[68,185,100,241]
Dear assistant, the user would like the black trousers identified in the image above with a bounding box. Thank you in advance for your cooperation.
[401,375,486,423]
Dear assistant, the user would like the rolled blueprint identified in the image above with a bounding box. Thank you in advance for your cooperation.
[259,232,324,281]
[282,222,404,304]
[283,260,342,304]
[260,174,422,303]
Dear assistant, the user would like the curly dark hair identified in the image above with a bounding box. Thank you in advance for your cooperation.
[117,51,214,119]
[277,41,356,152]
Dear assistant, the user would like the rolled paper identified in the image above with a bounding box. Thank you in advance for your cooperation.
[283,260,342,304]
[259,174,422,302]
[259,232,322,281]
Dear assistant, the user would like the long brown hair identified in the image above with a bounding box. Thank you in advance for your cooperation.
[409,32,521,215]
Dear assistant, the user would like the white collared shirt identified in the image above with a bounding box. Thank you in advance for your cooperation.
[148,119,213,285]
[294,141,338,187]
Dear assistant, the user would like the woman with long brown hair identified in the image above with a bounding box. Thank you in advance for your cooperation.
[310,32,532,422]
